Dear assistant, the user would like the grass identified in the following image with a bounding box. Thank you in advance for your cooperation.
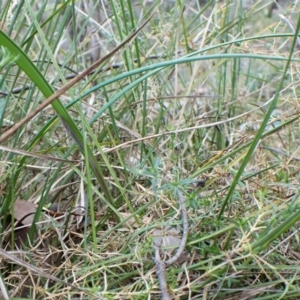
[1,0,300,299]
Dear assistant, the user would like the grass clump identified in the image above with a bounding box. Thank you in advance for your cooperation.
[1,0,300,299]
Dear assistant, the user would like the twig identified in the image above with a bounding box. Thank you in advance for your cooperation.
[0,85,32,97]
[153,189,189,300]
[279,14,300,49]
[154,244,170,300]
[165,190,188,266]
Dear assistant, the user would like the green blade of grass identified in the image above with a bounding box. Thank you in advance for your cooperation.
[0,14,153,208]
[0,29,114,206]
[250,205,300,253]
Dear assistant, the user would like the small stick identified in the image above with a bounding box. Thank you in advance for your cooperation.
[0,85,32,97]
[154,244,170,300]
[279,14,300,49]
[165,189,188,266]
[153,189,188,299]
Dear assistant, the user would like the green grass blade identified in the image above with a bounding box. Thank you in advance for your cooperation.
[0,30,114,206]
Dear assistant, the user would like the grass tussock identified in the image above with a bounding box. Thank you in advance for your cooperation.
[1,0,300,299]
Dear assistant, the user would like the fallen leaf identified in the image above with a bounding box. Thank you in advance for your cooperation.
[152,227,181,255]
[152,227,189,264]
[119,212,152,229]
[13,200,36,225]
